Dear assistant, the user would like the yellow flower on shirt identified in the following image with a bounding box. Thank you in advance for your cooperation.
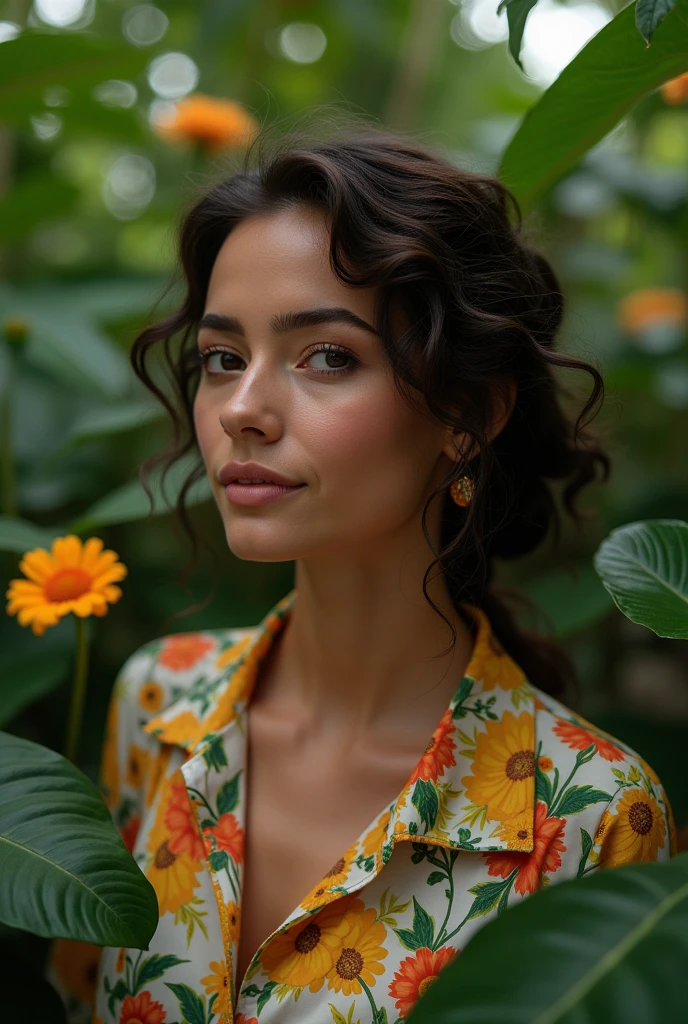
[596,789,666,869]
[146,773,202,915]
[201,959,230,1015]
[325,898,388,996]
[462,710,535,822]
[260,900,351,991]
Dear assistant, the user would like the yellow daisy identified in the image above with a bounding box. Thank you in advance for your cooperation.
[461,710,536,823]
[146,773,202,915]
[6,534,127,636]
[226,900,241,945]
[300,845,358,911]
[200,959,230,1015]
[596,789,666,869]
[325,898,388,997]
[361,810,392,859]
[138,680,164,714]
[125,745,150,790]
[260,901,351,991]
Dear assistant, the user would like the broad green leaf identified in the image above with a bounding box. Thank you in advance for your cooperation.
[498,0,540,70]
[62,402,164,448]
[25,313,131,399]
[69,452,212,532]
[520,561,615,638]
[0,645,72,728]
[498,0,688,211]
[0,515,64,554]
[636,0,676,43]
[0,173,80,245]
[408,854,688,1022]
[16,276,181,322]
[593,519,688,639]
[0,733,158,946]
[0,30,149,123]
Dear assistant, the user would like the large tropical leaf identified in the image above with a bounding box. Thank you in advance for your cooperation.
[408,854,688,1022]
[0,644,72,728]
[0,30,150,124]
[498,0,688,211]
[0,733,158,946]
[0,515,64,554]
[69,451,212,532]
[593,519,688,639]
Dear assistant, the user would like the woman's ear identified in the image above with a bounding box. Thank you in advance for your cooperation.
[441,379,518,464]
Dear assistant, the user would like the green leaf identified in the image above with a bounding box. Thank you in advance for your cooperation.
[499,0,540,70]
[411,779,439,834]
[0,733,158,945]
[0,644,72,728]
[62,402,164,448]
[593,520,688,639]
[577,829,594,878]
[69,451,212,532]
[555,786,611,817]
[135,953,190,993]
[0,172,79,245]
[165,981,207,1024]
[406,854,688,1023]
[465,877,513,922]
[216,772,241,816]
[209,850,229,872]
[0,516,64,554]
[427,871,446,886]
[636,0,677,43]
[498,0,688,212]
[535,765,553,809]
[0,30,150,124]
[411,896,435,948]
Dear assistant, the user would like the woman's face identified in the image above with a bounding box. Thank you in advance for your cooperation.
[193,205,460,563]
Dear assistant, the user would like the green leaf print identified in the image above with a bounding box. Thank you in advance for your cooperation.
[166,981,207,1024]
[136,953,190,992]
[466,875,516,921]
[555,785,611,817]
[216,771,241,815]
[209,849,229,872]
[202,734,228,772]
[577,828,594,877]
[105,977,128,1016]
[427,871,445,885]
[394,896,437,951]
[329,1003,361,1024]
[412,779,439,833]
[535,763,553,808]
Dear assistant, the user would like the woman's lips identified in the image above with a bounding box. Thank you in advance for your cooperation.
[224,482,307,506]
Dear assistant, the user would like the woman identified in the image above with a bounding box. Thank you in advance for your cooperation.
[51,124,675,1024]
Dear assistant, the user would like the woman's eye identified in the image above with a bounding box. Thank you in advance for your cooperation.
[198,344,358,377]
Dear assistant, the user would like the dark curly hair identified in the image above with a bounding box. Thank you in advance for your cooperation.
[131,115,611,701]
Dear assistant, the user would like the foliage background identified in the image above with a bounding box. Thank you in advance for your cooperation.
[1,0,687,1015]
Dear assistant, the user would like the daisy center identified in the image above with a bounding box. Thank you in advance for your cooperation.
[326,857,345,877]
[417,974,439,999]
[44,567,92,603]
[294,921,321,954]
[628,801,653,836]
[336,947,364,980]
[154,840,177,869]
[505,749,535,781]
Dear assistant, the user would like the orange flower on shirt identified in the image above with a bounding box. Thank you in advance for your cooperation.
[389,945,458,1018]
[158,633,215,671]
[205,813,245,864]
[553,717,625,763]
[146,773,202,915]
[484,801,567,895]
[406,708,456,785]
[165,779,206,861]
[119,989,166,1024]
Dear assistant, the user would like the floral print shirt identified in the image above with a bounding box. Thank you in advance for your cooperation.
[49,588,676,1024]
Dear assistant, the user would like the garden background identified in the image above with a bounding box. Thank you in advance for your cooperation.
[1,0,688,1017]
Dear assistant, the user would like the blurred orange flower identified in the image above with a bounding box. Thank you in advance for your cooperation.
[154,93,259,153]
[661,71,688,105]
[5,534,127,636]
[616,287,688,335]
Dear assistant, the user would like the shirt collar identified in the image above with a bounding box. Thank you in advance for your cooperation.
[143,588,536,854]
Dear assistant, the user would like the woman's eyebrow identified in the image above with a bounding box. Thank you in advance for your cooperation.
[198,306,379,337]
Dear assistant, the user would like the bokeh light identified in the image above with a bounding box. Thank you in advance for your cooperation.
[146,52,199,100]
[122,4,169,47]
[278,22,327,64]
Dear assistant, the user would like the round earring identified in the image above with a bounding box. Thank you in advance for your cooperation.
[449,474,473,507]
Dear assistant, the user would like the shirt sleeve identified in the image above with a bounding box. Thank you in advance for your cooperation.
[46,640,162,1024]
[584,752,678,871]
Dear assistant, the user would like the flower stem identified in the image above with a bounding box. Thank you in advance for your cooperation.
[63,615,89,764]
